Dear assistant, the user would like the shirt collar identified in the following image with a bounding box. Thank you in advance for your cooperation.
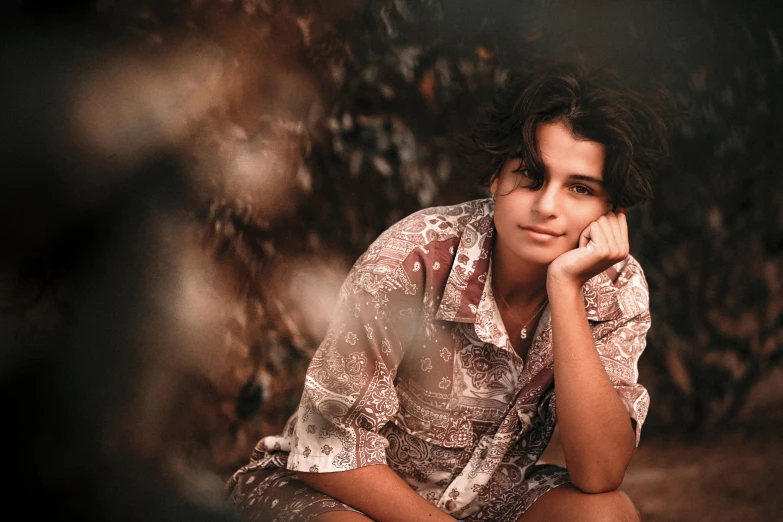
[435,197,632,327]
[434,198,494,323]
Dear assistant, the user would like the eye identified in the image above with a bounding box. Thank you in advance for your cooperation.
[571,185,593,196]
[513,168,542,189]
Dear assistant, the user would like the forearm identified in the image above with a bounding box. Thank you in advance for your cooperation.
[298,464,457,522]
[547,279,636,493]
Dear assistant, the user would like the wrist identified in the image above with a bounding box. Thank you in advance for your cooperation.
[546,270,584,294]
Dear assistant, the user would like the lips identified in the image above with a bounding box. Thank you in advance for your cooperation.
[521,225,561,237]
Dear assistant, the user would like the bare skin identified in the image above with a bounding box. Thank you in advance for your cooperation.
[518,484,640,522]
[312,513,372,522]
[300,464,457,522]
[308,484,642,522]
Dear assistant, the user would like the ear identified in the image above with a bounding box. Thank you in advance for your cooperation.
[613,206,629,215]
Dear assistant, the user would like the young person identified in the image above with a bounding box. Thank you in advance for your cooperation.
[226,62,672,522]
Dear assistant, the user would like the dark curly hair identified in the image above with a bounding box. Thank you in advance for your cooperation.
[471,61,674,208]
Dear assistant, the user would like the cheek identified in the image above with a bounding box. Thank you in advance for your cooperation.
[495,194,521,218]
[497,171,522,194]
[567,209,606,237]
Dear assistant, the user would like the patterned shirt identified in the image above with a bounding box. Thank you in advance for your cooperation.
[233,198,651,520]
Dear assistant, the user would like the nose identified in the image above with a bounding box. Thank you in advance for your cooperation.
[531,182,559,217]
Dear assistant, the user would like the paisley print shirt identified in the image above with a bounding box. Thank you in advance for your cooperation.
[234,198,651,520]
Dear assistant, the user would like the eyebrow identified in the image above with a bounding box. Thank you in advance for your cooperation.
[568,174,605,186]
[521,160,606,187]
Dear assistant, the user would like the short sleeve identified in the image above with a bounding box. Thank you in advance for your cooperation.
[285,255,421,474]
[593,307,651,448]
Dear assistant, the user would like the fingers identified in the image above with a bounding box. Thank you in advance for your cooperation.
[611,211,629,257]
[618,213,629,255]
[587,220,610,255]
[598,213,621,248]
[578,221,592,248]
[594,212,629,260]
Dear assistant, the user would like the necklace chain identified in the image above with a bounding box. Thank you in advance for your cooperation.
[495,290,549,340]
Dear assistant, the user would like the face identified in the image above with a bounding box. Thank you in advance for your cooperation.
[490,121,613,266]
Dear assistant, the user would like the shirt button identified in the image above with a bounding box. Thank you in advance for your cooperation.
[445,500,456,511]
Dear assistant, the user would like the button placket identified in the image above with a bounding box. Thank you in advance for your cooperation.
[436,434,494,513]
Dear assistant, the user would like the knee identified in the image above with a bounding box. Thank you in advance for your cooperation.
[585,490,640,522]
[310,512,373,522]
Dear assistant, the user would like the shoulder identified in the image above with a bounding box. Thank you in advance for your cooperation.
[598,254,648,295]
[613,254,648,290]
[352,199,486,282]
[379,199,485,247]
[584,254,650,324]
[615,254,649,317]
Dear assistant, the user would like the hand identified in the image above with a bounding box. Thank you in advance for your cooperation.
[547,210,630,288]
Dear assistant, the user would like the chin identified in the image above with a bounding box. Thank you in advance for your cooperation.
[514,248,559,266]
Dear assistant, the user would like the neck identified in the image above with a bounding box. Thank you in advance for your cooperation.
[491,235,549,308]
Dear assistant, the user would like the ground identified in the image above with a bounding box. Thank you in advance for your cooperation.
[540,422,783,521]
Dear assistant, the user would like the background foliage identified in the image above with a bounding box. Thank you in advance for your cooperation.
[2,0,782,518]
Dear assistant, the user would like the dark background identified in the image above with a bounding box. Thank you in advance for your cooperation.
[2,1,782,520]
